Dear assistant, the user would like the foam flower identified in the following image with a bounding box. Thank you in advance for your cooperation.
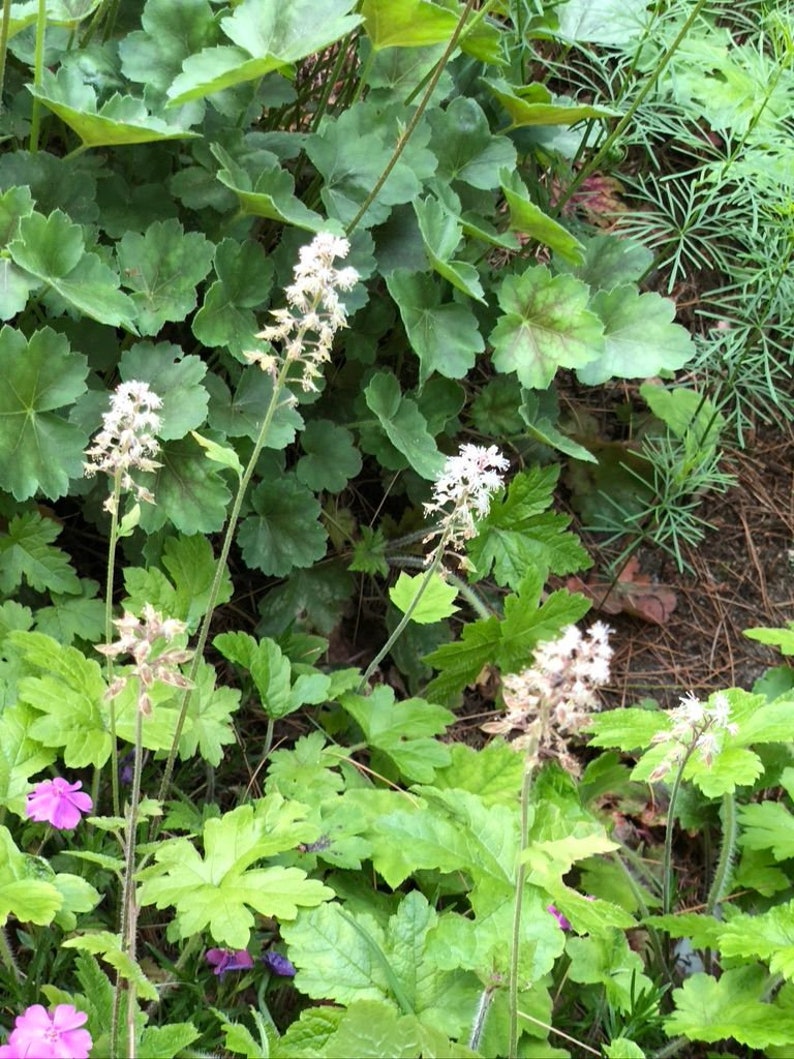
[424,443,509,558]
[0,1003,92,1059]
[206,948,254,978]
[26,778,92,830]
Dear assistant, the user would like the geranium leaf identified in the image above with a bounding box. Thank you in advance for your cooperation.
[117,219,214,334]
[296,420,362,493]
[361,0,458,49]
[490,265,604,389]
[167,0,362,104]
[0,327,88,500]
[0,511,80,595]
[0,703,57,816]
[211,144,325,232]
[238,476,327,577]
[206,370,303,446]
[192,238,274,356]
[412,198,485,301]
[138,436,232,535]
[387,270,483,383]
[486,78,618,126]
[0,827,63,927]
[213,632,293,719]
[9,211,136,329]
[34,581,105,646]
[577,285,695,384]
[364,372,444,479]
[29,68,200,148]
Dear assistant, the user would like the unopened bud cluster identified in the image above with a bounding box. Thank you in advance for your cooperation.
[482,622,613,773]
[244,232,359,393]
[424,443,509,559]
[97,604,193,717]
[83,380,162,512]
[648,691,738,780]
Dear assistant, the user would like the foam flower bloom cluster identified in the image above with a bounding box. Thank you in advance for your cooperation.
[482,622,613,772]
[0,1003,92,1059]
[97,603,192,716]
[25,777,92,830]
[648,691,739,780]
[245,231,359,393]
[83,380,162,512]
[424,443,509,557]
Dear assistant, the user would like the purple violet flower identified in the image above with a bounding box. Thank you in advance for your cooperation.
[26,778,93,830]
[263,951,296,977]
[205,948,254,978]
[547,904,572,931]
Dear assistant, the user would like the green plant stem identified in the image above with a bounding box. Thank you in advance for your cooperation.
[554,0,710,215]
[705,792,737,916]
[156,362,293,806]
[468,984,495,1053]
[105,475,123,818]
[344,0,478,235]
[0,0,13,109]
[0,925,22,983]
[662,746,697,916]
[509,755,535,1057]
[28,0,47,153]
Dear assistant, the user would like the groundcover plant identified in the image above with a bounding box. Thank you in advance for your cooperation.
[0,0,793,1056]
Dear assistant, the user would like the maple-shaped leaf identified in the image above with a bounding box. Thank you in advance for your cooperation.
[490,265,604,389]
[0,511,80,595]
[0,826,63,928]
[469,466,590,589]
[117,219,214,334]
[296,420,362,493]
[237,476,327,577]
[192,237,274,357]
[119,342,209,440]
[0,327,88,500]
[137,798,332,948]
[0,702,57,816]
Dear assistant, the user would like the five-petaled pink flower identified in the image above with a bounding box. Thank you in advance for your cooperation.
[0,1003,92,1058]
[25,778,93,830]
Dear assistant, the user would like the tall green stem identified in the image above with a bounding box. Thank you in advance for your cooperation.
[662,746,697,916]
[344,0,477,235]
[0,0,13,109]
[554,0,710,215]
[105,475,123,818]
[156,361,293,805]
[29,0,46,152]
[705,793,737,916]
[509,755,535,1057]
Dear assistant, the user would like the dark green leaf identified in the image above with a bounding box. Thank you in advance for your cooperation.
[364,372,444,479]
[238,476,327,577]
[119,342,208,440]
[429,97,516,190]
[297,420,361,493]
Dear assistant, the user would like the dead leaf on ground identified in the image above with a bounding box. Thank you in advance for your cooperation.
[567,555,677,625]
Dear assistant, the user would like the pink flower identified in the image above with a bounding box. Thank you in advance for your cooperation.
[26,778,93,830]
[0,1003,92,1058]
[547,904,572,931]
[205,948,254,978]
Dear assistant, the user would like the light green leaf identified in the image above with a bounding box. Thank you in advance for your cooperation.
[62,932,158,1001]
[490,265,604,389]
[0,703,57,815]
[124,534,231,630]
[119,0,219,95]
[364,372,444,480]
[718,901,794,980]
[0,511,80,595]
[413,197,485,300]
[349,525,390,578]
[557,0,653,45]
[9,210,136,328]
[238,476,327,577]
[739,802,794,861]
[117,219,214,334]
[211,144,325,232]
[296,420,362,493]
[386,270,484,383]
[138,799,332,947]
[177,661,240,767]
[429,97,516,190]
[665,967,794,1047]
[119,341,208,439]
[487,78,618,126]
[340,686,454,783]
[389,572,459,625]
[213,632,293,719]
[362,0,458,49]
[586,707,667,752]
[191,431,243,479]
[138,1023,201,1059]
[468,467,590,588]
[0,827,62,927]
[326,1001,424,1059]
[34,581,105,645]
[0,327,88,500]
[577,286,694,385]
[29,67,200,148]
[168,0,362,104]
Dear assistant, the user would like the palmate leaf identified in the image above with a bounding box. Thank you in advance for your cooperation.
[117,219,214,335]
[0,826,63,928]
[386,271,483,383]
[138,435,232,536]
[206,370,303,445]
[29,68,201,148]
[119,0,219,95]
[717,901,794,980]
[238,476,327,577]
[389,572,459,626]
[137,798,332,948]
[490,266,604,390]
[486,78,618,127]
[192,237,274,356]
[211,145,325,232]
[0,511,80,595]
[296,420,362,493]
[119,342,209,440]
[429,97,516,190]
[364,372,444,479]
[361,0,458,49]
[214,631,324,721]
[413,198,485,301]
[168,0,362,104]
[0,327,88,501]
[35,581,105,646]
[577,285,695,385]
[8,210,136,329]
[501,171,585,265]
[0,702,57,815]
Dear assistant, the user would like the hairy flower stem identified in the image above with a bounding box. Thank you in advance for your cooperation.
[0,924,22,983]
[344,0,477,235]
[509,754,536,1057]
[156,358,293,806]
[706,792,737,917]
[0,0,12,108]
[28,0,46,152]
[104,473,123,818]
[555,0,710,215]
[662,745,697,916]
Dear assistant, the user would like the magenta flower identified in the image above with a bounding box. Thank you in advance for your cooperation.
[0,1003,92,1059]
[547,904,572,931]
[205,948,254,978]
[26,778,93,830]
